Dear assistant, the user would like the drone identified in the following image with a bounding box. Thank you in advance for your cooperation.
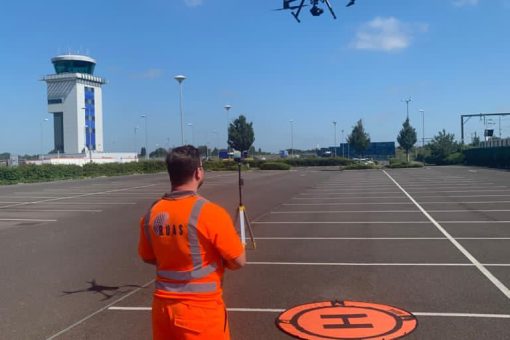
[276,0,356,23]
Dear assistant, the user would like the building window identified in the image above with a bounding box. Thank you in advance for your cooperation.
[48,99,62,104]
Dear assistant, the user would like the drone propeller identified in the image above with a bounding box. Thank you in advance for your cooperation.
[346,0,356,7]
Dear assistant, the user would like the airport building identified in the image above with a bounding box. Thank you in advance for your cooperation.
[37,54,137,165]
[42,54,106,154]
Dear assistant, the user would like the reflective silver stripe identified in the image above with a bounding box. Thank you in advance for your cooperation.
[158,262,218,281]
[188,198,207,269]
[143,209,152,247]
[155,281,217,293]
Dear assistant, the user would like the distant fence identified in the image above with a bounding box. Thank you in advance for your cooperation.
[479,137,510,148]
[464,146,510,168]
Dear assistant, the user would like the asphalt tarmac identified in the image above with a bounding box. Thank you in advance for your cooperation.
[0,166,509,339]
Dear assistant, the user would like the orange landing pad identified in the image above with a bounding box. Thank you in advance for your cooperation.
[276,300,417,340]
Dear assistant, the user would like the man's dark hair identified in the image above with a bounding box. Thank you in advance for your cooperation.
[165,145,201,186]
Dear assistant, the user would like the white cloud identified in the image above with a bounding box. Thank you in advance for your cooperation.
[352,17,428,52]
[453,0,479,7]
[184,0,203,7]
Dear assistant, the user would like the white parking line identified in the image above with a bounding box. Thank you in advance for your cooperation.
[284,202,414,206]
[106,306,510,319]
[271,210,510,214]
[299,192,404,196]
[0,209,102,212]
[253,221,431,224]
[296,194,510,199]
[285,201,510,205]
[292,197,409,200]
[305,189,510,194]
[0,218,57,222]
[254,237,510,240]
[272,210,421,214]
[247,261,510,267]
[383,170,510,300]
[312,184,502,190]
[0,184,155,210]
[249,220,505,225]
[37,202,137,205]
[45,279,155,340]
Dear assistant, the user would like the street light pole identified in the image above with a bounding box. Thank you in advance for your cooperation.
[224,105,232,151]
[402,98,412,120]
[134,126,139,153]
[419,109,425,147]
[341,129,345,158]
[187,123,194,145]
[141,114,148,160]
[289,120,294,158]
[174,75,187,145]
[332,121,337,158]
[40,118,49,157]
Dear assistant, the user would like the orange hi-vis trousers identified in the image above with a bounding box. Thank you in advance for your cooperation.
[152,296,231,340]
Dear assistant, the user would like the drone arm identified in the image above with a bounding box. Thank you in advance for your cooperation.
[291,0,306,22]
[324,0,337,19]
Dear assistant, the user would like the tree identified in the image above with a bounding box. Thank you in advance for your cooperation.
[347,119,370,156]
[149,147,167,159]
[397,118,417,162]
[140,147,147,158]
[228,115,255,152]
[426,129,461,165]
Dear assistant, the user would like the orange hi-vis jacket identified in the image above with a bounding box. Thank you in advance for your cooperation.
[138,191,243,301]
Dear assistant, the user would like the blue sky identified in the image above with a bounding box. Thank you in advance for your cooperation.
[1,0,509,154]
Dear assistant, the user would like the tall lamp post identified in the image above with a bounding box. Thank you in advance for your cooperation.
[224,105,232,151]
[419,109,425,147]
[134,126,139,153]
[332,121,337,158]
[341,129,345,158]
[40,118,49,157]
[289,119,294,158]
[187,123,194,145]
[174,75,187,145]
[140,114,148,160]
[402,98,412,119]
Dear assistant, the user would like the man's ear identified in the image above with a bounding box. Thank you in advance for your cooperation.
[194,168,202,181]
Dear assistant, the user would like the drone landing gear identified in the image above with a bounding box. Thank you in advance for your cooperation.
[291,0,306,22]
[324,0,337,19]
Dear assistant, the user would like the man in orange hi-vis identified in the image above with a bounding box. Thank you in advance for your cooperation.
[139,145,246,340]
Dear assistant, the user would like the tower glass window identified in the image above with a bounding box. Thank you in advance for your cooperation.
[84,87,96,150]
[51,55,96,75]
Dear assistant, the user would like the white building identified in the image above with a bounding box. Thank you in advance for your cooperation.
[42,55,106,154]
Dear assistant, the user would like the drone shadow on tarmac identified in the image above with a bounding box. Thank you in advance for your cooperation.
[61,279,143,301]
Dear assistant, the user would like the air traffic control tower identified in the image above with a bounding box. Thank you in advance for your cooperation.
[42,55,106,154]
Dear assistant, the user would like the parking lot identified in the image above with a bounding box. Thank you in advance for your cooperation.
[1,166,509,339]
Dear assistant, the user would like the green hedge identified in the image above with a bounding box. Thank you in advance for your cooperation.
[343,163,379,170]
[203,160,243,171]
[0,161,167,185]
[386,159,424,168]
[259,162,291,170]
[464,147,510,168]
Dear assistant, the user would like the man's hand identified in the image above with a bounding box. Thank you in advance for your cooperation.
[223,252,246,270]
